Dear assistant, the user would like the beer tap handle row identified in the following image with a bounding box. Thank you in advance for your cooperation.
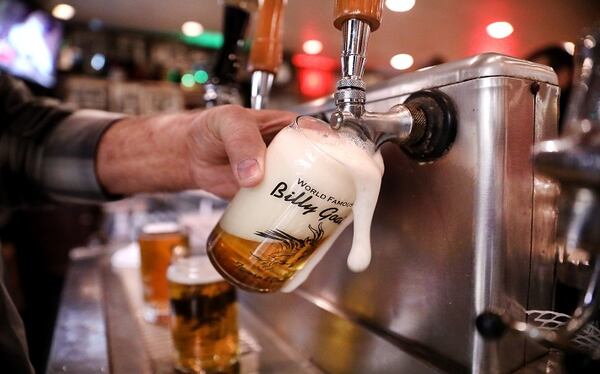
[248,0,286,109]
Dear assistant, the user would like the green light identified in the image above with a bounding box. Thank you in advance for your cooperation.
[180,31,223,49]
[181,73,195,88]
[194,70,209,84]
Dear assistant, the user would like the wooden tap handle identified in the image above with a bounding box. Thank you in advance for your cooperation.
[248,0,286,74]
[333,0,384,31]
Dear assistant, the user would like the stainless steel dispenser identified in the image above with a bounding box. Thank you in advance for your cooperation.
[239,53,559,373]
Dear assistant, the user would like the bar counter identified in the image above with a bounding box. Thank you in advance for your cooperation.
[46,244,322,374]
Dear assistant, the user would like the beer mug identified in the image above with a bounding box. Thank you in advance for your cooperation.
[168,256,239,373]
[138,222,189,324]
[207,115,380,293]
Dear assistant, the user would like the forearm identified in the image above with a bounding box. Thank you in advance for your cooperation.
[96,112,197,195]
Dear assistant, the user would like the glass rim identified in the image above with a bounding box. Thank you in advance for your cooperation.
[139,221,183,235]
[287,115,377,159]
[167,255,225,285]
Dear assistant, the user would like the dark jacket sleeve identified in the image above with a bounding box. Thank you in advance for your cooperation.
[0,73,124,208]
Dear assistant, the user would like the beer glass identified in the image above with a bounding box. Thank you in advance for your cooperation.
[207,116,378,292]
[168,256,239,373]
[138,222,189,324]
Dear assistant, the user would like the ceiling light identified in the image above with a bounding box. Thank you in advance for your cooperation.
[385,0,415,12]
[390,53,414,70]
[302,40,323,55]
[486,21,513,39]
[563,42,575,56]
[181,21,204,37]
[52,4,76,20]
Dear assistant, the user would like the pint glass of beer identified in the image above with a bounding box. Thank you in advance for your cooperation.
[207,116,379,292]
[168,256,239,373]
[138,222,189,324]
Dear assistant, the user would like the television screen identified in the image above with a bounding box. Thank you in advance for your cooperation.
[0,1,62,87]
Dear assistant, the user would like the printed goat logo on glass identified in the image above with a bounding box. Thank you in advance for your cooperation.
[250,178,353,270]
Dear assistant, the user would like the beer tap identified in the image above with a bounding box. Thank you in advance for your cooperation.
[476,28,600,362]
[204,0,256,107]
[248,0,286,109]
[330,0,456,160]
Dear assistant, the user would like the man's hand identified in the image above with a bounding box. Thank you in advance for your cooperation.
[97,105,295,198]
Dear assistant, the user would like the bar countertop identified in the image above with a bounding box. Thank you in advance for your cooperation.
[46,244,323,374]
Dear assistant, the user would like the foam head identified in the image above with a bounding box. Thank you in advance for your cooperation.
[141,222,181,235]
[167,256,225,285]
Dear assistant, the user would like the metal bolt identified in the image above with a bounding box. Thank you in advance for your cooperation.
[330,111,344,129]
[530,82,540,95]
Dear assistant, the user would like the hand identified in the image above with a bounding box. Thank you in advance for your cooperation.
[187,105,296,197]
[97,105,296,198]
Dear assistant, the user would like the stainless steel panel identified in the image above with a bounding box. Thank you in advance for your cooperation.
[243,54,559,373]
[240,291,444,374]
[525,83,561,362]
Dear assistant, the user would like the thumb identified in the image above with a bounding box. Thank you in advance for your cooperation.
[214,107,267,187]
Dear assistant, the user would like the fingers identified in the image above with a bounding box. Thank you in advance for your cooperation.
[251,109,297,144]
[200,105,296,189]
[252,109,297,130]
[211,106,268,188]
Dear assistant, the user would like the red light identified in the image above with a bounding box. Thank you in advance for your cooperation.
[292,54,338,70]
[297,69,333,98]
[468,3,519,56]
[292,53,337,99]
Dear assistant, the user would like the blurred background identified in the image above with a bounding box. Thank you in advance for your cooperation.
[0,0,599,372]
[1,0,599,110]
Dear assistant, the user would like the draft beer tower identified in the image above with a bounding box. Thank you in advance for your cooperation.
[239,0,560,372]
[330,0,456,159]
[248,0,286,109]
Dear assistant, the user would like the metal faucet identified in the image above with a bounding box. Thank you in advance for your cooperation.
[330,0,456,160]
[477,28,600,361]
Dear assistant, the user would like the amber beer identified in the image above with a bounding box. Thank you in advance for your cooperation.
[138,222,188,323]
[168,256,239,374]
[207,116,379,292]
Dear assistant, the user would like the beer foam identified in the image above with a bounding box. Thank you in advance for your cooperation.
[300,126,385,273]
[167,256,224,285]
[142,222,181,235]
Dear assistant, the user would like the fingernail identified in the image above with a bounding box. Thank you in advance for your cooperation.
[237,159,259,183]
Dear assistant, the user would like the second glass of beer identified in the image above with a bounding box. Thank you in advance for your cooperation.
[168,256,239,373]
[138,222,189,324]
